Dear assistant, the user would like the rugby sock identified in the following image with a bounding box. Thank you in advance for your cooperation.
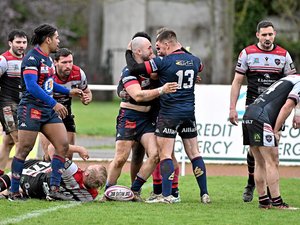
[271,196,283,206]
[259,195,271,206]
[50,154,65,188]
[0,169,4,176]
[152,164,162,194]
[171,167,179,197]
[191,156,208,196]
[0,174,11,191]
[131,175,146,192]
[160,158,174,197]
[246,152,255,186]
[10,157,25,193]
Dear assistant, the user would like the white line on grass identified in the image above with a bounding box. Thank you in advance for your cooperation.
[0,202,81,225]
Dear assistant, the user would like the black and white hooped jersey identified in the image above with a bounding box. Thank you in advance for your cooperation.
[235,44,296,105]
[0,51,23,102]
[245,75,300,127]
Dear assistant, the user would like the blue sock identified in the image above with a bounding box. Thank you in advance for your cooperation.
[10,157,25,193]
[131,175,146,192]
[160,158,174,197]
[191,156,208,196]
[50,155,65,188]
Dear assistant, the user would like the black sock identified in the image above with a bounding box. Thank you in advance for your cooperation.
[271,196,283,206]
[259,195,270,206]
[247,152,255,186]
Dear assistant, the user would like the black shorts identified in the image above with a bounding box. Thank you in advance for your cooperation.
[242,119,276,147]
[155,114,197,139]
[0,102,18,134]
[62,114,76,132]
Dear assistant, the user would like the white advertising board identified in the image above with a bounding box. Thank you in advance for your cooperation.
[175,85,300,166]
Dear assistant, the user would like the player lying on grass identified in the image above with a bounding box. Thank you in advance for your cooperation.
[0,157,107,202]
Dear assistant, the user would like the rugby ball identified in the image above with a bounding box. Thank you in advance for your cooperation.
[104,185,134,201]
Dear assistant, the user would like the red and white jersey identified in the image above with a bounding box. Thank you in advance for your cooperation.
[0,51,23,102]
[235,44,296,105]
[61,160,98,201]
[54,65,88,108]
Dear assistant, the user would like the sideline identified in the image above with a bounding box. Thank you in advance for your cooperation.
[0,202,81,225]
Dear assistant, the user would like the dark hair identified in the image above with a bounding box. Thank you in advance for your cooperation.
[156,29,177,42]
[54,48,73,61]
[31,24,57,46]
[256,21,274,32]
[132,31,151,42]
[8,29,28,42]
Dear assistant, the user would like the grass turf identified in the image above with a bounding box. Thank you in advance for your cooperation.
[1,174,299,225]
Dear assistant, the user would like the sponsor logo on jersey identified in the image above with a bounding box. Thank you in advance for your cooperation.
[175,60,194,66]
[254,133,261,142]
[194,167,204,177]
[264,57,269,66]
[265,135,273,143]
[30,108,42,120]
[274,59,280,65]
[28,56,35,61]
[162,128,176,134]
[40,65,49,74]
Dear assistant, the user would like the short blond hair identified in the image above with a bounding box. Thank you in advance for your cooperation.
[84,165,107,189]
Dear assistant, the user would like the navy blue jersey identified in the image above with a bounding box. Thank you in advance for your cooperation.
[118,67,153,107]
[146,50,203,118]
[21,47,56,107]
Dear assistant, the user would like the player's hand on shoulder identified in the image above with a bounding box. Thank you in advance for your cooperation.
[162,82,178,94]
[53,103,68,119]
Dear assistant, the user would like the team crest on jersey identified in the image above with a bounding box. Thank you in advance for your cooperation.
[44,78,54,94]
[265,135,273,143]
[274,59,280,65]
[30,108,42,120]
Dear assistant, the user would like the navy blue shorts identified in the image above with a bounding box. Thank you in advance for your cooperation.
[17,102,62,131]
[155,114,198,139]
[116,108,155,141]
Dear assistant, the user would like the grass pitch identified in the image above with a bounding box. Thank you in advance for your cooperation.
[0,174,299,225]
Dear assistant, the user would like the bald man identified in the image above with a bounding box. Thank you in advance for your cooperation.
[104,37,178,201]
